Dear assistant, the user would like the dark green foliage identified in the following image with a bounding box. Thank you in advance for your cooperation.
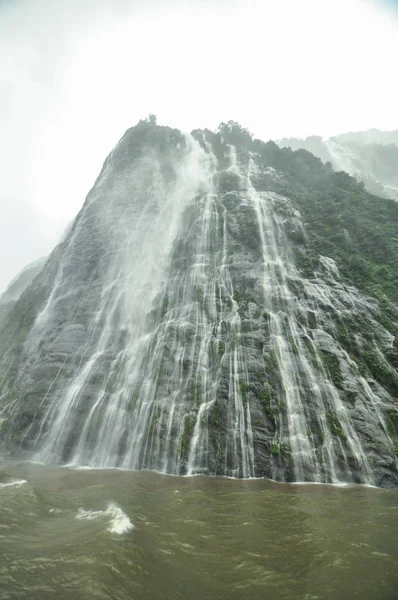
[180,414,195,454]
[270,441,280,455]
[386,409,398,435]
[229,127,398,310]
[217,340,225,356]
[236,211,262,255]
[205,403,222,434]
[239,380,248,404]
[148,406,161,435]
[194,378,202,407]
[362,350,398,396]
[217,121,253,148]
[122,121,398,321]
[137,114,157,127]
[212,404,221,428]
[309,420,325,444]
[386,337,398,368]
[0,418,10,433]
[269,440,291,461]
[320,352,344,389]
[116,119,185,173]
[211,124,398,382]
[327,412,347,441]
[259,388,276,421]
[292,247,316,278]
[290,171,398,307]
[335,323,357,355]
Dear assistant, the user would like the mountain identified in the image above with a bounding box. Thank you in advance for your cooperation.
[277,131,398,201]
[0,257,47,329]
[0,119,397,487]
[332,129,398,146]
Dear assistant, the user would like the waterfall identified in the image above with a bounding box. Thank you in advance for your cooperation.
[1,125,396,485]
[323,140,366,177]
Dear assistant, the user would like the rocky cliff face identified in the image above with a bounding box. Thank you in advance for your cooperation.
[0,120,397,487]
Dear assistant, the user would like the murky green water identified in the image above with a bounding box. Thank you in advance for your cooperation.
[0,461,397,599]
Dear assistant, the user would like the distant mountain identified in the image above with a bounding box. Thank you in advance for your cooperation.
[0,257,47,327]
[332,129,398,146]
[277,130,398,201]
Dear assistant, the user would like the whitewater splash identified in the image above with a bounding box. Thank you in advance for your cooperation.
[75,503,134,534]
[0,122,396,486]
[0,479,27,489]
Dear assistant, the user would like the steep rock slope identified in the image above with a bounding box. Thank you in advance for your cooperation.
[0,120,397,486]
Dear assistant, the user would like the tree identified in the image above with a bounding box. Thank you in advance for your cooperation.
[217,121,253,147]
[136,114,158,128]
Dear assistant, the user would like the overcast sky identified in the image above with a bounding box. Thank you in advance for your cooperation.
[0,0,397,292]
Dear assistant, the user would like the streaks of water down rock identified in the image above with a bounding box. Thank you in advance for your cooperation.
[0,126,397,486]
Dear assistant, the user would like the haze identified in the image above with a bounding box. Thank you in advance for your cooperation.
[1,0,397,293]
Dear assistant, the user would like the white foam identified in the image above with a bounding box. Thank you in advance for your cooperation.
[76,507,105,520]
[0,479,27,489]
[106,503,134,534]
[75,502,133,534]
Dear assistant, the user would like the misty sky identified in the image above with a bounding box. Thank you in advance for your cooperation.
[1,0,397,293]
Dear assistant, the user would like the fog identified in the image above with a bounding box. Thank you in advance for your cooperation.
[1,0,397,292]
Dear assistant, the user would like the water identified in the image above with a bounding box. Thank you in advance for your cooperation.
[0,460,397,600]
[323,140,368,177]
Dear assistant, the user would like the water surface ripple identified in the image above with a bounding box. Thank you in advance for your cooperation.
[0,461,397,599]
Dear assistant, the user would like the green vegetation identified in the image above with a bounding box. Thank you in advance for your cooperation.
[320,351,344,389]
[259,388,276,421]
[270,441,280,456]
[194,378,202,407]
[217,121,253,148]
[1,119,397,482]
[0,418,10,433]
[180,415,195,454]
[386,409,398,435]
[362,350,398,396]
[309,421,325,444]
[213,404,221,428]
[326,412,347,441]
[269,440,292,461]
[239,380,248,404]
[204,124,398,315]
[217,340,225,356]
[205,124,398,390]
[207,403,221,430]
[148,407,162,435]
[276,152,398,307]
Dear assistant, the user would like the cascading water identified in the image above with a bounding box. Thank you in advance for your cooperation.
[323,140,367,178]
[0,122,397,486]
